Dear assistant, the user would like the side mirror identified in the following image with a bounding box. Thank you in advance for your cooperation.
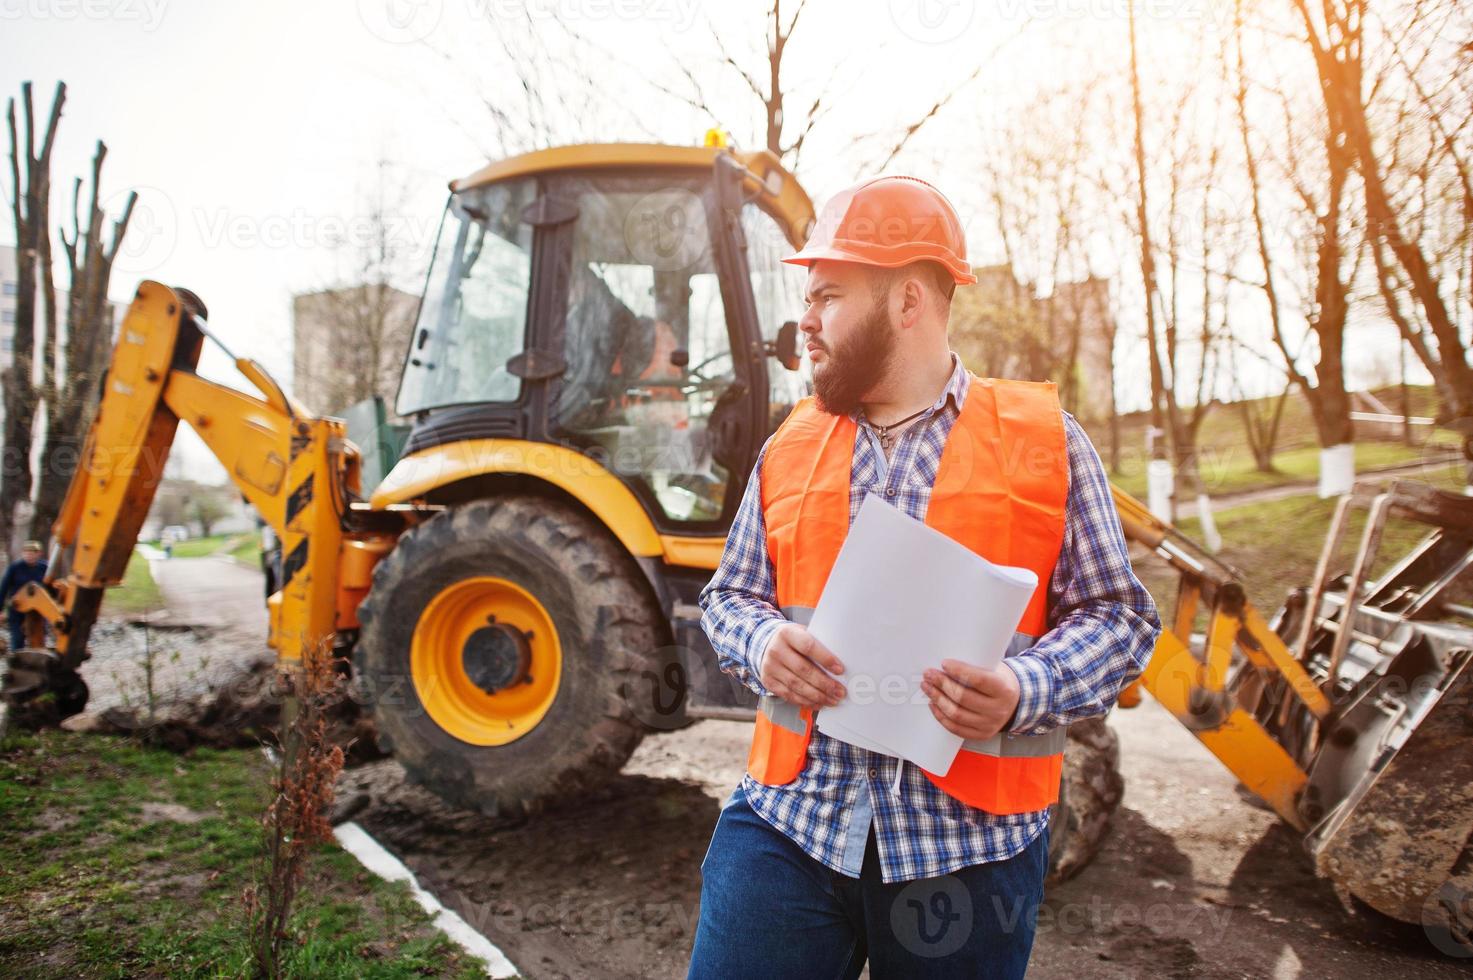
[769,321,801,371]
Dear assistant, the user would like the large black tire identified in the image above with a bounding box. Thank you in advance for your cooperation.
[355,495,669,819]
[1046,716,1125,884]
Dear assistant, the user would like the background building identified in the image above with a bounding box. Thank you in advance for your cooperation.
[1,245,27,367]
[951,264,1118,426]
[292,284,418,418]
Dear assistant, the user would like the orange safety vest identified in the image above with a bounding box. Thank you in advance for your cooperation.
[747,375,1071,814]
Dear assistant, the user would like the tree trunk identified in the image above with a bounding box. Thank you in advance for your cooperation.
[1,82,64,558]
[28,143,135,546]
[1291,0,1472,467]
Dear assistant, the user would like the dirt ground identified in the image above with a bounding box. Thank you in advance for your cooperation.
[338,702,1469,980]
[59,552,1473,978]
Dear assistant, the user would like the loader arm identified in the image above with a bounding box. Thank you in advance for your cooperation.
[16,281,365,669]
[1110,485,1327,828]
[1112,479,1473,934]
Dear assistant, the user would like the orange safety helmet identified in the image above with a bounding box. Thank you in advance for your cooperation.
[782,175,978,285]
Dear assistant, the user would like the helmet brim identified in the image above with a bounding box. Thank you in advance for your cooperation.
[781,244,978,286]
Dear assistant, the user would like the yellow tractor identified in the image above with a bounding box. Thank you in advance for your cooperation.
[4,140,1469,948]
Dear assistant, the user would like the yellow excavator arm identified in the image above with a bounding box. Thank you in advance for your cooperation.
[13,280,397,671]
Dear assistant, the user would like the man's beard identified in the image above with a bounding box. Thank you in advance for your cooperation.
[812,300,895,417]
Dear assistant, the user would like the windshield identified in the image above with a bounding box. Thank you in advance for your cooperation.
[553,172,738,524]
[741,202,811,434]
[397,179,536,415]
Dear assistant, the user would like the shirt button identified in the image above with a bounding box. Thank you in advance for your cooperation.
[868,767,878,778]
[885,488,897,497]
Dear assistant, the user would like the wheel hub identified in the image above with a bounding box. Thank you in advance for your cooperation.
[462,619,532,694]
[409,575,562,746]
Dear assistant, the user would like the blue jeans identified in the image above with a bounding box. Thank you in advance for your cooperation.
[688,787,1049,979]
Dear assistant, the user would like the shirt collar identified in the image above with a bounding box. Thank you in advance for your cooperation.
[852,351,970,427]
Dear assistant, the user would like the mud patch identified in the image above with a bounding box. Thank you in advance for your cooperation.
[343,757,717,980]
[139,802,207,824]
[46,655,385,765]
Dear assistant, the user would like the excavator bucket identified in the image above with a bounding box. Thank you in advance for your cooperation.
[1312,665,1473,946]
[1120,477,1473,946]
[1271,481,1473,943]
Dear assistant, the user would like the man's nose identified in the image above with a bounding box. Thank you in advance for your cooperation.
[799,305,821,335]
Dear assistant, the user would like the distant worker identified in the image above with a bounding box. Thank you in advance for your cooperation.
[691,176,1162,978]
[2,540,49,652]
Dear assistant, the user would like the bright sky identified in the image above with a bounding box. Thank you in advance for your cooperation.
[1,0,1417,482]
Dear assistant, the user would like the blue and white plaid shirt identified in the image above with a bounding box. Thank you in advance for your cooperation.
[699,352,1161,883]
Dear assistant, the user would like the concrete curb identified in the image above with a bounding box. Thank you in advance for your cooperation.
[332,821,520,978]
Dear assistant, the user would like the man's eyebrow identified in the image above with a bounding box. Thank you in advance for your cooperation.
[804,279,839,303]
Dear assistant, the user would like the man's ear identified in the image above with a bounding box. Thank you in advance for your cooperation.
[898,274,926,328]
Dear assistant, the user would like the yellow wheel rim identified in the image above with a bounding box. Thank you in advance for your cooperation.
[410,576,562,746]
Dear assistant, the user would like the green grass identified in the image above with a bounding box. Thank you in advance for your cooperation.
[1097,383,1449,459]
[0,730,487,979]
[108,551,165,614]
[1109,439,1457,499]
[1135,489,1467,620]
[1087,382,1465,500]
[228,533,261,567]
[166,535,232,558]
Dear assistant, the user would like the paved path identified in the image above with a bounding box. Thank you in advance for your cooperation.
[1173,459,1461,521]
[78,554,270,714]
[147,555,268,640]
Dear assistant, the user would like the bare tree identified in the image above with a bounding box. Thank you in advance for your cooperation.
[1127,1,1173,497]
[27,142,135,547]
[2,81,63,558]
[189,493,228,538]
[1292,0,1473,469]
[1355,0,1473,462]
[454,1,1000,181]
[294,160,418,416]
[1234,1,1356,483]
[958,80,1120,434]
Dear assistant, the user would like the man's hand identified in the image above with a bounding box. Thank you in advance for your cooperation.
[760,624,846,711]
[921,660,1020,741]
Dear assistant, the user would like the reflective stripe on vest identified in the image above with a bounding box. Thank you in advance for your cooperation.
[744,376,1071,815]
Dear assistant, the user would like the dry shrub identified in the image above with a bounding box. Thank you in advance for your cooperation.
[241,640,347,978]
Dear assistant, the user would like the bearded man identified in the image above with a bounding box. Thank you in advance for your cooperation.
[689,176,1161,979]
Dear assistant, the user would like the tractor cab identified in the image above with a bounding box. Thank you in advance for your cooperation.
[392,143,814,534]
